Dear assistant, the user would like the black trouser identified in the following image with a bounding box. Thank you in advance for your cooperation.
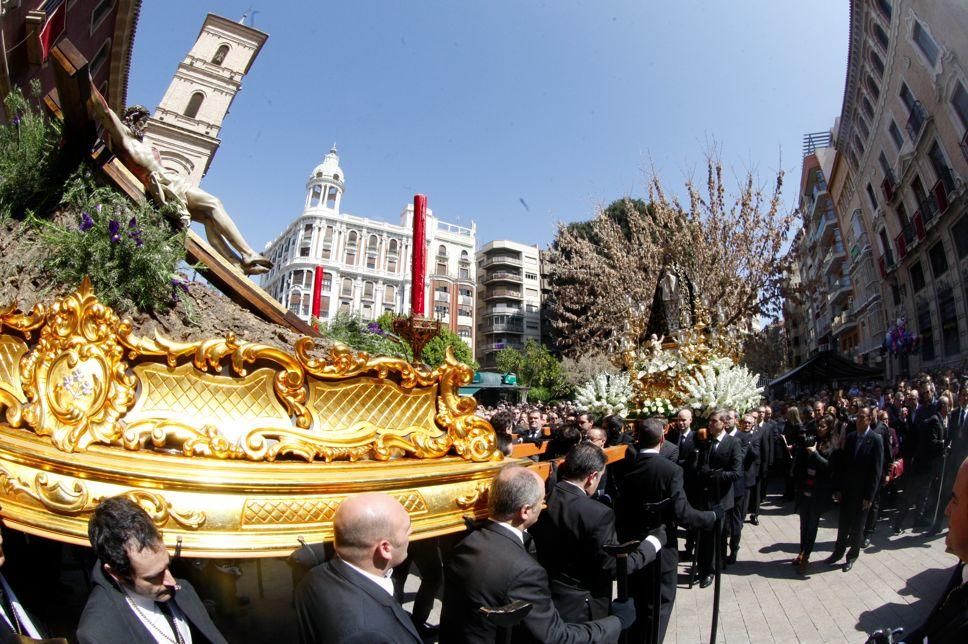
[748,477,764,517]
[697,525,726,576]
[628,546,677,644]
[727,491,748,551]
[798,495,825,557]
[833,496,870,561]
[864,486,883,538]
[893,466,937,530]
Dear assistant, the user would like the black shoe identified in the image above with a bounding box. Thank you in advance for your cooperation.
[727,550,738,565]
[415,623,439,640]
[824,553,843,565]
[699,575,714,589]
[862,537,871,548]
[842,560,855,572]
[749,515,759,526]
[891,525,904,535]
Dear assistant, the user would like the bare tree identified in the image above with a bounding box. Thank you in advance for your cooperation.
[546,158,794,357]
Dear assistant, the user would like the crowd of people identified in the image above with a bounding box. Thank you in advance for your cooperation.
[0,373,965,643]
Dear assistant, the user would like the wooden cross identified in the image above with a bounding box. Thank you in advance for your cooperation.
[46,39,317,338]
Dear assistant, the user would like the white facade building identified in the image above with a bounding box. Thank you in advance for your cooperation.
[261,148,477,353]
[475,240,543,368]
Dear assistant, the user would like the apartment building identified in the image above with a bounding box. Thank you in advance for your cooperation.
[475,240,542,368]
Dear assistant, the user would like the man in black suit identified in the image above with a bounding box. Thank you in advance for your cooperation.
[440,465,634,644]
[726,413,760,563]
[826,407,884,572]
[78,496,227,644]
[619,417,719,644]
[748,406,770,525]
[295,493,421,644]
[532,443,664,622]
[895,396,949,533]
[863,410,895,546]
[896,455,968,643]
[681,409,742,588]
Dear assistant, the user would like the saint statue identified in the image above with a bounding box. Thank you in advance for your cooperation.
[645,266,695,340]
[85,76,273,275]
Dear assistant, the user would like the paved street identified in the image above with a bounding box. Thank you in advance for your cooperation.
[667,489,952,644]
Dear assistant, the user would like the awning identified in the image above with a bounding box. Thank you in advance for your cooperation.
[769,350,883,388]
[458,386,481,395]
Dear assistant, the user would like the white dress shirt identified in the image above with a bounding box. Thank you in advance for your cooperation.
[341,558,395,596]
[124,589,192,644]
[490,519,526,545]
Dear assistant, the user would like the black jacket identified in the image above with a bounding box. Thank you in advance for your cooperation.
[682,432,743,510]
[617,451,714,549]
[77,561,226,644]
[532,481,657,621]
[295,556,421,644]
[904,562,968,643]
[736,430,761,491]
[836,428,884,503]
[757,421,775,473]
[440,522,621,644]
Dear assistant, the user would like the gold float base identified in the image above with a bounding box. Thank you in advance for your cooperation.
[0,426,508,558]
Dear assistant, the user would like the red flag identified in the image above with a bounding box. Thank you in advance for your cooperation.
[39,1,67,63]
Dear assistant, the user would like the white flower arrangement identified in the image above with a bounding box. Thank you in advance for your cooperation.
[637,397,676,418]
[574,371,633,418]
[635,347,687,378]
[679,358,763,417]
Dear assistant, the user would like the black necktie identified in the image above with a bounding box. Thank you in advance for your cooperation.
[522,532,536,556]
[157,601,186,644]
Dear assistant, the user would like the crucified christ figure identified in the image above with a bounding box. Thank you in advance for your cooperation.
[85,77,272,275]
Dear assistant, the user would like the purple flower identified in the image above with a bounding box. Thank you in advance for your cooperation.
[127,217,144,247]
[108,219,121,243]
[366,321,385,336]
[79,212,94,232]
[128,216,138,229]
[171,277,190,293]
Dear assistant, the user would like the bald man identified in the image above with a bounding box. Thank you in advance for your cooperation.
[440,465,633,643]
[295,493,420,644]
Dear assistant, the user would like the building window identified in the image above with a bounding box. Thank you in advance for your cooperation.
[435,262,447,275]
[917,304,934,362]
[341,278,353,297]
[909,261,925,292]
[871,22,889,51]
[865,74,880,101]
[434,305,449,317]
[927,141,955,194]
[90,38,111,77]
[366,255,376,270]
[437,245,447,258]
[459,287,472,298]
[866,183,878,211]
[319,297,330,318]
[939,289,960,357]
[212,44,230,66]
[388,239,399,255]
[888,120,904,149]
[952,81,968,130]
[90,0,115,34]
[309,185,321,207]
[875,0,891,21]
[857,116,870,141]
[322,274,332,293]
[387,257,398,273]
[878,229,894,266]
[953,216,968,259]
[362,282,374,300]
[928,242,948,278]
[912,20,940,67]
[384,285,396,304]
[861,96,875,120]
[868,50,885,78]
[184,92,204,119]
[367,235,380,253]
[460,250,469,263]
[326,186,338,208]
[362,304,373,319]
[458,307,472,318]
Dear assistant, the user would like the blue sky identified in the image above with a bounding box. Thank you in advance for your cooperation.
[127,1,849,251]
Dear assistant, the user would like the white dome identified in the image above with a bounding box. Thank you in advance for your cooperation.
[310,146,344,183]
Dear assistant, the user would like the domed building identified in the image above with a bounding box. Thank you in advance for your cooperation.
[261,148,477,354]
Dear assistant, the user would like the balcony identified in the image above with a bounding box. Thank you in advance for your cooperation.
[915,195,939,227]
[434,291,450,303]
[483,271,523,285]
[480,341,524,353]
[913,211,926,241]
[481,255,522,268]
[479,319,525,334]
[822,242,846,275]
[905,101,929,143]
[827,277,852,305]
[881,174,897,203]
[832,310,858,336]
[485,306,523,316]
[485,288,522,301]
[933,179,951,215]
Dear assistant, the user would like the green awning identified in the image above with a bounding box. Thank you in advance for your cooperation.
[459,386,482,395]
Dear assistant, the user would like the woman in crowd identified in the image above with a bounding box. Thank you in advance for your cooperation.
[794,414,837,574]
[781,407,803,500]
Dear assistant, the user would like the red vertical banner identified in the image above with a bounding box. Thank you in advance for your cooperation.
[411,194,427,316]
[311,266,325,319]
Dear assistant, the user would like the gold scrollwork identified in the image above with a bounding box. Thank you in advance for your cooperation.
[0,302,47,339]
[0,466,205,529]
[455,481,491,510]
[19,278,136,452]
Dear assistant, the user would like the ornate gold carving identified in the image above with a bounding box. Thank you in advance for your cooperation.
[0,302,46,339]
[0,466,204,529]
[0,279,497,463]
[19,278,136,451]
[455,481,490,510]
[242,491,428,527]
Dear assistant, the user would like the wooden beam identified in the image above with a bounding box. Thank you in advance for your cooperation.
[50,40,96,157]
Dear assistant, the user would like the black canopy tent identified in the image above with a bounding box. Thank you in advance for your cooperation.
[769,350,883,396]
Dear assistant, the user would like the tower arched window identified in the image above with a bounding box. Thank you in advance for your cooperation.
[184,92,204,119]
[309,185,321,208]
[212,44,229,66]
[326,186,338,209]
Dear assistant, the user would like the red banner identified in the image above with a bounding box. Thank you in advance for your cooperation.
[311,266,325,320]
[39,1,67,63]
[411,194,427,316]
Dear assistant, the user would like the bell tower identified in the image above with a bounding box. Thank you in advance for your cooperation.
[141,14,267,186]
